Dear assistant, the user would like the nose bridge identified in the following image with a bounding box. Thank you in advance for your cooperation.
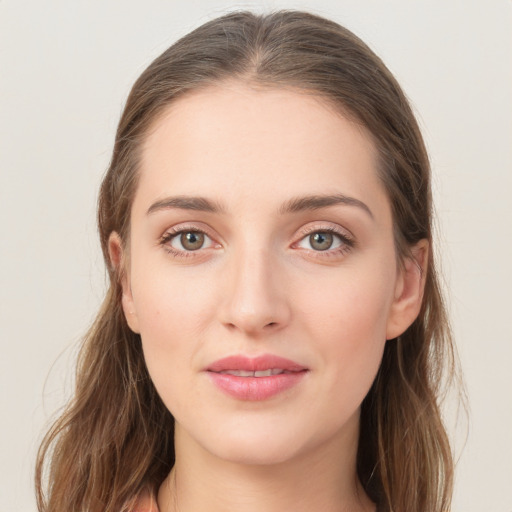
[221,240,289,335]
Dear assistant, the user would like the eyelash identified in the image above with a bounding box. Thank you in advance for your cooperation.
[159,224,355,259]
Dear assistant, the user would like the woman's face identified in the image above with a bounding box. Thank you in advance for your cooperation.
[113,83,423,465]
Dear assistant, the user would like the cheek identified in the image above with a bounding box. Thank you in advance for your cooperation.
[299,267,394,341]
[130,268,216,400]
[132,264,215,337]
[296,269,394,393]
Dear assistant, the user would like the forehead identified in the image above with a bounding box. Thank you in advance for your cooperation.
[136,83,389,218]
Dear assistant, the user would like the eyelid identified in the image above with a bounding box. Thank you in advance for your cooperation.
[161,222,218,239]
[293,222,354,243]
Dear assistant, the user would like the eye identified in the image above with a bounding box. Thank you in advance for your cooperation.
[172,231,209,251]
[161,228,216,254]
[305,232,336,251]
[295,228,353,253]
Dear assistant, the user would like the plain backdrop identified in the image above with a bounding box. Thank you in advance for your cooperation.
[1,1,511,510]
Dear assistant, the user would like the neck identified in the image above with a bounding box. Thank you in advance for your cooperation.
[157,414,375,512]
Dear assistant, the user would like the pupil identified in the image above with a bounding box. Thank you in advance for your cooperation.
[310,232,333,251]
[181,232,204,250]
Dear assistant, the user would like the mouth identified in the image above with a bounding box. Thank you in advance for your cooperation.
[216,369,296,377]
[206,354,307,373]
[205,354,308,401]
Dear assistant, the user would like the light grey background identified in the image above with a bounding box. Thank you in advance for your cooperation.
[1,1,511,510]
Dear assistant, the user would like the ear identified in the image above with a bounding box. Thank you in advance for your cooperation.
[386,239,428,340]
[108,232,140,334]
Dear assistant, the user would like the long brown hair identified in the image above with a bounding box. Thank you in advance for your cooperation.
[36,11,459,512]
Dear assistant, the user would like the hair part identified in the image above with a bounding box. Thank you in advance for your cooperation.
[36,10,460,512]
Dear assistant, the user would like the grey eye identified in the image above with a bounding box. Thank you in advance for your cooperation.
[296,230,346,252]
[174,231,206,251]
[309,232,334,251]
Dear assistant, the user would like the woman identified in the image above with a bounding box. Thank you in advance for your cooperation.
[36,10,458,512]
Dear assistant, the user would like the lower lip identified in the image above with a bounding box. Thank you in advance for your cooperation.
[207,371,307,401]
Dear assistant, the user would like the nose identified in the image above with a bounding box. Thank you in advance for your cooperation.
[218,246,291,337]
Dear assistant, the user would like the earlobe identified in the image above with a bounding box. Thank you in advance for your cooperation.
[108,232,140,334]
[386,240,428,340]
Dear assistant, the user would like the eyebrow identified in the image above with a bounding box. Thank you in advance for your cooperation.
[147,196,225,215]
[146,193,373,219]
[279,194,374,219]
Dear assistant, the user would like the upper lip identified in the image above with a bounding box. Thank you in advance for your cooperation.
[206,354,307,373]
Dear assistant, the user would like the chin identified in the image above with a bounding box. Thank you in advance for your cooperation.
[209,436,305,466]
[183,416,326,467]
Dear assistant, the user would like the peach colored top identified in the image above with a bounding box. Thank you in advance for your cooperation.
[132,492,159,512]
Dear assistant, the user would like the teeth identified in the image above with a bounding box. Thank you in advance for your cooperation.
[218,369,286,377]
[221,370,254,377]
[254,369,272,377]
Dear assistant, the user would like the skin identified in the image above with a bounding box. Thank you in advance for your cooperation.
[109,82,427,512]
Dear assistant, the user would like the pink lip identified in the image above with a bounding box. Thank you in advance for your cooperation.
[207,354,306,373]
[205,354,308,401]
